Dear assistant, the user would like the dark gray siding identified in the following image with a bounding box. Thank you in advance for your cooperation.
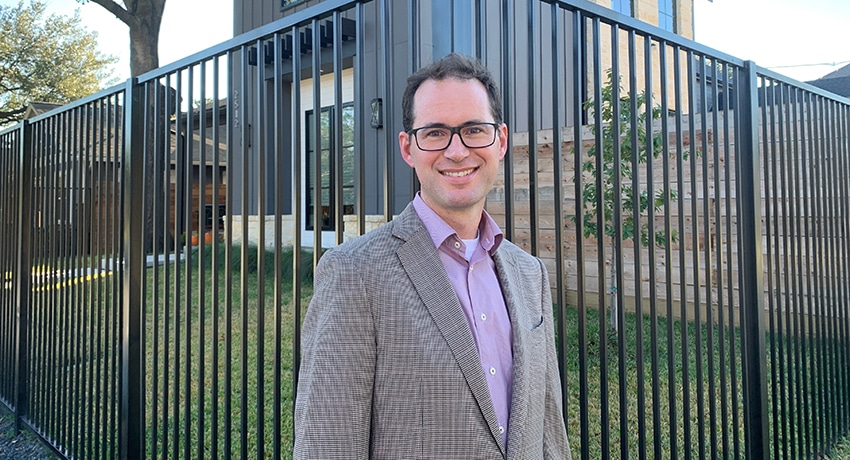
[232,0,580,216]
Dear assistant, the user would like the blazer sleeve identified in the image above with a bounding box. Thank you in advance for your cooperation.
[539,258,574,460]
[294,248,376,459]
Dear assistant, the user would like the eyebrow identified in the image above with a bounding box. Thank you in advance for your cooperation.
[416,120,491,129]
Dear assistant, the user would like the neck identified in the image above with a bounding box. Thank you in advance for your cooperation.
[439,208,482,239]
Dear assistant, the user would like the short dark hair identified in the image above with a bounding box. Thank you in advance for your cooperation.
[401,53,503,132]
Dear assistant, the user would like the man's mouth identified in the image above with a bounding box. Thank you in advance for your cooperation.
[442,168,476,177]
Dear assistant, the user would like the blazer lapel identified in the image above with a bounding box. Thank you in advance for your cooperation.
[393,206,506,455]
[494,249,532,457]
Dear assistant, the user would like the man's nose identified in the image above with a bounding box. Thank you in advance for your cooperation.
[443,132,469,161]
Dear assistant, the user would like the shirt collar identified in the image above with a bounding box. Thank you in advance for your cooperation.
[412,193,504,254]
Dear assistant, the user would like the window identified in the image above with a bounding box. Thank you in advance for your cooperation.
[612,0,631,16]
[305,103,355,231]
[282,0,305,8]
[658,0,676,32]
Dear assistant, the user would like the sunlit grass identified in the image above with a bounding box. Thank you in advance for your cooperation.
[143,243,313,459]
[136,243,850,459]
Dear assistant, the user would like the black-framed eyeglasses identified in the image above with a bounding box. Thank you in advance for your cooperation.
[408,122,500,151]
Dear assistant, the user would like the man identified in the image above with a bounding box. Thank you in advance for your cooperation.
[294,53,571,459]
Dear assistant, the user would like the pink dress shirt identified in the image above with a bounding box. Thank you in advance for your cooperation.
[412,194,514,448]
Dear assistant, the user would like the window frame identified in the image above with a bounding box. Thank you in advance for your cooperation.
[611,0,632,16]
[658,0,676,32]
[305,102,355,232]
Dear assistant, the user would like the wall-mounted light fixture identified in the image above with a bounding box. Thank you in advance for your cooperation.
[370,98,383,129]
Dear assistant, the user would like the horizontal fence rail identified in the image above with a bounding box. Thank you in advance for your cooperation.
[1,0,849,459]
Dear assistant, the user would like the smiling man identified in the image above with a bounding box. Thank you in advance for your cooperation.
[294,53,572,459]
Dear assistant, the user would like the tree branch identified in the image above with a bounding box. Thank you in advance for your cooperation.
[0,106,29,124]
[85,0,138,28]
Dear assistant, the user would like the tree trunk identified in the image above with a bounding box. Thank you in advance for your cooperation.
[127,0,164,76]
[89,0,169,257]
[127,1,166,254]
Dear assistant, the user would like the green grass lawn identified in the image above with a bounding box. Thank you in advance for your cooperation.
[138,243,850,459]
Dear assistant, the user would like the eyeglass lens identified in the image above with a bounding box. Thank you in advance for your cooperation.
[414,123,496,151]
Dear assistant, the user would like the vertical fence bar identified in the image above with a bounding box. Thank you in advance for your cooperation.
[14,120,33,434]
[673,45,691,460]
[54,111,66,448]
[549,0,567,428]
[526,0,538,256]
[71,104,83,460]
[380,0,393,222]
[501,0,514,240]
[608,31,628,456]
[801,90,819,456]
[713,60,731,460]
[811,94,828,456]
[183,65,194,460]
[173,69,185,460]
[290,24,303,429]
[354,3,365,239]
[788,84,804,459]
[763,77,780,460]
[121,77,146,460]
[839,102,850,442]
[148,80,160,460]
[224,48,235,459]
[738,60,769,460]
[698,54,717,460]
[826,100,841,448]
[311,22,322,281]
[843,102,850,440]
[272,32,283,460]
[658,38,679,460]
[570,10,590,460]
[645,33,663,460]
[626,29,645,460]
[333,12,345,246]
[590,17,609,459]
[686,51,706,460]
[196,61,207,460]
[211,55,223,460]
[239,43,251,460]
[254,36,268,460]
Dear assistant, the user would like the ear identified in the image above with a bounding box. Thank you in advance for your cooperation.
[498,123,508,160]
[399,131,416,168]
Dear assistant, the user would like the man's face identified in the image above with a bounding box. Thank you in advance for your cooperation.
[399,78,507,222]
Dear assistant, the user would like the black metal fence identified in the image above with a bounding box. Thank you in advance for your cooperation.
[1,0,849,458]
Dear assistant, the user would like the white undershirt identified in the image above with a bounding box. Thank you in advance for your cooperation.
[461,235,480,261]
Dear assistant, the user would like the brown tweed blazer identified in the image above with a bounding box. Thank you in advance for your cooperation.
[294,204,572,459]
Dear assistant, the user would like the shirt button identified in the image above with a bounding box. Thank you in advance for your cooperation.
[498,426,505,434]
[453,241,461,249]
[480,313,487,321]
[489,367,496,375]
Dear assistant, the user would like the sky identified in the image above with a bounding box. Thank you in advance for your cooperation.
[694,0,850,82]
[24,0,235,83]
[10,0,850,84]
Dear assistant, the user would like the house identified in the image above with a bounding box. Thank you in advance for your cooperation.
[24,98,228,254]
[23,102,62,120]
[806,62,850,98]
[168,99,229,241]
[229,0,703,249]
[24,101,122,257]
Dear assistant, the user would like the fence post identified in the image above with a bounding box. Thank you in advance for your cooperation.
[14,120,33,433]
[120,78,145,460]
[738,60,769,460]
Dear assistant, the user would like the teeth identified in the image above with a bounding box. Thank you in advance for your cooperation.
[444,169,474,177]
